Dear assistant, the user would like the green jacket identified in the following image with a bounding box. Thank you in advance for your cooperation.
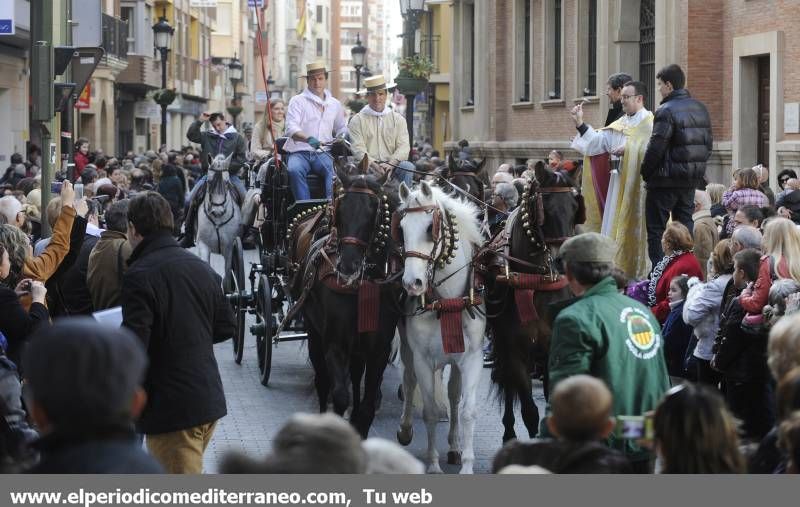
[548,276,670,459]
[186,120,247,174]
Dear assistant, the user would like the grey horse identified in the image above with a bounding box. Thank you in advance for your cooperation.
[196,153,242,282]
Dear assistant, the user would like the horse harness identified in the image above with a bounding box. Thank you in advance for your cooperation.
[392,201,485,353]
[481,180,571,324]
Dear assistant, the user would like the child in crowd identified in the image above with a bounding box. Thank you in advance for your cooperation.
[491,375,631,474]
[661,275,693,380]
[722,168,769,236]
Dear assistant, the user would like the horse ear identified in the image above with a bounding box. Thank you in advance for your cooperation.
[476,158,488,175]
[399,181,410,202]
[420,180,433,199]
[206,153,213,167]
[359,155,370,175]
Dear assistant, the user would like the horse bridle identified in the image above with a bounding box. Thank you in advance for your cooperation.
[392,202,460,286]
[206,165,232,216]
[329,179,392,282]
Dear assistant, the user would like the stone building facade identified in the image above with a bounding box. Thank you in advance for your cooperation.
[448,0,800,188]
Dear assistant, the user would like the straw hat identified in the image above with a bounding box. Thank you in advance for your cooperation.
[303,61,329,77]
[358,75,396,95]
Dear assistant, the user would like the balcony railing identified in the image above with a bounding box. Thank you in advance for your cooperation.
[420,35,441,74]
[102,13,129,60]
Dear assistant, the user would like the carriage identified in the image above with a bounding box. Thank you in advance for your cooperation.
[223,137,348,386]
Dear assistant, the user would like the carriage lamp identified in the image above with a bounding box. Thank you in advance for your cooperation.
[152,10,174,147]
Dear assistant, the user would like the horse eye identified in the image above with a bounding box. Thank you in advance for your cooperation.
[426,224,433,235]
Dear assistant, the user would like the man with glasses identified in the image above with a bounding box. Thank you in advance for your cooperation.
[570,81,653,279]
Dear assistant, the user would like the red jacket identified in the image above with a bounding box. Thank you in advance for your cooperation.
[651,252,704,323]
[739,256,790,314]
[73,151,90,181]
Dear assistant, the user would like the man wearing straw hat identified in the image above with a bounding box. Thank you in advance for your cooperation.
[348,75,413,185]
[283,61,348,200]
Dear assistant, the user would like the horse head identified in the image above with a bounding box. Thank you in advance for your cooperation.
[206,153,233,217]
[397,180,482,297]
[333,170,391,286]
[440,154,487,202]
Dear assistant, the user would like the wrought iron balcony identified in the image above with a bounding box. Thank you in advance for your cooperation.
[102,13,129,61]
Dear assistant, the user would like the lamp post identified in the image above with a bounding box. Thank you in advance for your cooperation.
[351,33,367,93]
[227,55,244,128]
[399,0,426,146]
[152,11,174,147]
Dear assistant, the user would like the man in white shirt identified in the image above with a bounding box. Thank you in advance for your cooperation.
[284,62,348,200]
[348,75,413,185]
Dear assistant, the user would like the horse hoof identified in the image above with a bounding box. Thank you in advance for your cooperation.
[426,464,444,474]
[447,451,462,466]
[396,427,413,446]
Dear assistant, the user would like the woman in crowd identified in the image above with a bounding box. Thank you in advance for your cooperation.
[250,99,287,161]
[0,244,49,357]
[706,183,727,219]
[683,240,734,387]
[776,169,798,202]
[649,222,704,323]
[73,138,91,182]
[739,218,800,320]
[653,383,745,474]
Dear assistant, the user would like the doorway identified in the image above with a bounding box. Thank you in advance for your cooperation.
[757,56,770,167]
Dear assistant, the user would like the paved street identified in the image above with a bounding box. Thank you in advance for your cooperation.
[201,248,546,474]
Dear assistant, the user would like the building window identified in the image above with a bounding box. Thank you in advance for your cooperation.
[316,38,323,57]
[547,0,562,99]
[316,5,323,23]
[215,3,231,35]
[120,6,135,54]
[640,0,656,111]
[514,0,532,102]
[587,0,597,96]
[464,2,475,106]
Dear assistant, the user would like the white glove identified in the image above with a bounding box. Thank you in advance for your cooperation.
[687,276,701,289]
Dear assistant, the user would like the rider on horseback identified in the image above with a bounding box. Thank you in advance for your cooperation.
[180,112,247,248]
[284,61,348,200]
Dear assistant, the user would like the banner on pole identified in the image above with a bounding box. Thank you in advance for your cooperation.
[75,83,91,109]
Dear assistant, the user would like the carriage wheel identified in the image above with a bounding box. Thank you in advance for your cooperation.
[255,274,274,386]
[226,237,246,365]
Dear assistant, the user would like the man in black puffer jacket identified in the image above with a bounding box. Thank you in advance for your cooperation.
[641,64,713,265]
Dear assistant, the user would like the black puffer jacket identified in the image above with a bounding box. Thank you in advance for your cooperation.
[640,89,713,189]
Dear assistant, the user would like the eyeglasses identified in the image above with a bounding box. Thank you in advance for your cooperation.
[780,178,790,183]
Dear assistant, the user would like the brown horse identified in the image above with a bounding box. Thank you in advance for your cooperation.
[483,162,582,442]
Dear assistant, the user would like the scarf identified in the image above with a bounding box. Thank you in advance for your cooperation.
[359,105,392,117]
[647,250,689,307]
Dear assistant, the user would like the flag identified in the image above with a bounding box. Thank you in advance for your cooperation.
[295,1,306,38]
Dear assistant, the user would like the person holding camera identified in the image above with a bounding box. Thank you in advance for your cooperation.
[547,233,670,472]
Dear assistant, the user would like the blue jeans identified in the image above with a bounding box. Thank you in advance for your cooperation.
[393,161,415,186]
[287,151,333,200]
[189,174,246,202]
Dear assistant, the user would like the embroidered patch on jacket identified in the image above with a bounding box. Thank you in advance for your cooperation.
[619,307,661,360]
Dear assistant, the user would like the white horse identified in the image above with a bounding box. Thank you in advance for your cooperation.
[196,153,242,281]
[395,180,486,474]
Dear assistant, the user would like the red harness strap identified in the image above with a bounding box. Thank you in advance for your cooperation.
[422,295,484,354]
[495,273,568,325]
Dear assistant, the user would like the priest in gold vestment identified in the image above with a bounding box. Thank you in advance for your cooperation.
[570,81,654,279]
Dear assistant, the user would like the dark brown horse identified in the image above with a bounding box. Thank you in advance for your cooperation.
[300,171,403,438]
[483,162,582,442]
[439,155,487,205]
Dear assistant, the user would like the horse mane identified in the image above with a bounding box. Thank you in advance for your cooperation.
[401,184,484,248]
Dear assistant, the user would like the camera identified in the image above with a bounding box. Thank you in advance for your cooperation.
[50,181,63,194]
[614,415,653,440]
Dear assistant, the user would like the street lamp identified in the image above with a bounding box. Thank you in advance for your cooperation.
[152,10,174,147]
[228,56,244,128]
[351,33,367,93]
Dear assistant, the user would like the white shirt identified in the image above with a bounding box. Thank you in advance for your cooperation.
[571,108,650,157]
[284,88,348,153]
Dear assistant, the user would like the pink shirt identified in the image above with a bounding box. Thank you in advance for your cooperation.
[284,88,348,153]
